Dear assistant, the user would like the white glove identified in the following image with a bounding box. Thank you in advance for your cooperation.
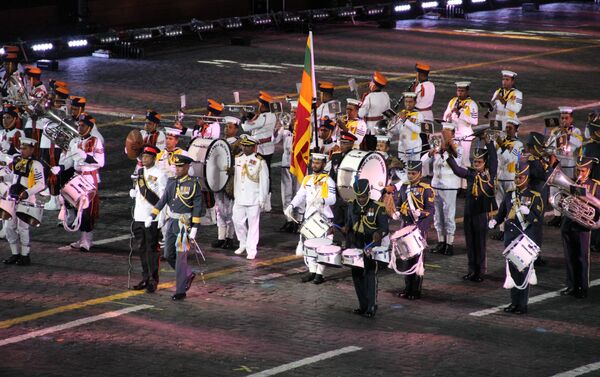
[411,209,421,219]
[188,227,197,239]
[76,148,87,159]
[129,189,136,198]
[392,211,400,221]
[144,216,153,228]
[488,219,497,229]
[51,166,61,175]
[284,205,294,221]
[519,205,530,215]
[259,200,266,211]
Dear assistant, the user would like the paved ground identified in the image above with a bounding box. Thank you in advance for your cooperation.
[1,3,600,377]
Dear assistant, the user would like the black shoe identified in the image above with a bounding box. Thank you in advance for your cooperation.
[279,221,292,232]
[353,308,366,315]
[560,287,575,296]
[443,244,454,256]
[574,288,588,299]
[362,306,377,318]
[146,281,157,293]
[514,306,527,315]
[534,256,547,267]
[470,274,484,283]
[172,293,186,301]
[408,292,421,300]
[504,304,517,313]
[431,242,446,254]
[222,238,234,250]
[132,280,148,290]
[80,246,90,253]
[3,255,20,264]
[313,274,325,285]
[462,272,474,281]
[301,272,316,283]
[211,239,226,248]
[548,216,562,227]
[185,273,196,292]
[491,231,504,240]
[15,255,30,266]
[398,289,408,298]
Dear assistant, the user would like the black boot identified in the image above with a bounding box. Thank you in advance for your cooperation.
[491,231,504,240]
[211,239,226,248]
[221,238,234,249]
[15,255,30,266]
[279,221,292,232]
[301,272,316,283]
[132,280,148,290]
[313,274,325,285]
[431,242,446,254]
[443,244,454,256]
[534,256,547,267]
[3,255,20,264]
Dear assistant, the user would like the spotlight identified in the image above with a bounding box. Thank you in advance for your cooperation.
[311,10,329,20]
[67,39,88,48]
[31,43,54,52]
[224,18,243,29]
[99,33,119,43]
[337,7,357,17]
[394,3,412,12]
[421,1,439,9]
[134,30,153,40]
[191,19,214,32]
[471,0,486,3]
[164,26,183,37]
[282,12,301,23]
[447,0,462,4]
[252,14,272,25]
[365,6,385,16]
[0,47,5,55]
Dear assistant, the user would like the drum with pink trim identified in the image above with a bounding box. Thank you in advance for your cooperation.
[342,248,364,269]
[303,237,332,258]
[316,244,342,267]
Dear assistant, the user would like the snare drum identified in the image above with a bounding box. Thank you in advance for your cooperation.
[502,234,540,272]
[391,225,425,260]
[300,212,332,239]
[316,245,342,268]
[188,138,233,192]
[336,150,387,202]
[16,201,44,227]
[342,248,365,269]
[303,238,332,258]
[61,174,97,208]
[0,197,16,220]
[371,246,390,264]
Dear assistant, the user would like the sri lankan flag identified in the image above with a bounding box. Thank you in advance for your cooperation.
[290,31,316,183]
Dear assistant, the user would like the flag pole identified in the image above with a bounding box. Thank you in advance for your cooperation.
[309,30,319,150]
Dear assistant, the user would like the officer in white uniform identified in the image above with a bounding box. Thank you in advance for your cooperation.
[359,71,391,149]
[242,91,276,212]
[443,81,478,168]
[130,144,168,293]
[2,137,45,266]
[342,98,367,149]
[232,135,269,260]
[396,92,424,163]
[315,81,338,120]
[414,63,436,122]
[285,153,336,284]
[491,70,523,130]
[155,127,184,179]
[421,122,463,255]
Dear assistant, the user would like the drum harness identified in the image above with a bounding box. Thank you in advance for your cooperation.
[389,184,425,276]
[503,193,537,290]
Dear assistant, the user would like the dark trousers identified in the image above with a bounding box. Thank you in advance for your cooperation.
[561,229,591,291]
[164,219,194,294]
[591,229,600,251]
[351,257,378,312]
[464,213,488,275]
[133,221,160,283]
[403,255,423,297]
[504,231,530,310]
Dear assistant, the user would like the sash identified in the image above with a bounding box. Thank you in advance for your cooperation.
[137,168,160,206]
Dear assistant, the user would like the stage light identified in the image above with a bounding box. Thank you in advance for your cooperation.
[252,15,272,25]
[164,26,183,37]
[447,0,462,5]
[0,48,5,55]
[422,1,439,9]
[311,10,330,20]
[471,0,486,3]
[192,19,214,32]
[365,6,385,16]
[394,4,412,12]
[337,8,357,17]
[134,30,153,40]
[99,33,119,43]
[224,18,243,29]
[67,39,88,48]
[31,43,54,52]
[282,12,302,23]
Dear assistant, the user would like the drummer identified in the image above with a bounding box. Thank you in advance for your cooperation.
[489,158,543,314]
[344,178,389,318]
[285,153,336,284]
[393,160,435,300]
[3,137,45,266]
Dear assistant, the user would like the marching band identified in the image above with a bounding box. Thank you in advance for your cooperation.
[2,43,600,315]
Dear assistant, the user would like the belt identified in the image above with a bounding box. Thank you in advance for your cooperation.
[258,136,272,144]
[416,106,432,111]
[364,116,384,122]
[80,171,98,176]
[168,212,191,221]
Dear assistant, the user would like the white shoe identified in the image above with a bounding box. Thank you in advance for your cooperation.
[44,196,60,211]
[39,188,50,197]
[70,241,80,249]
[246,252,256,260]
[234,247,246,255]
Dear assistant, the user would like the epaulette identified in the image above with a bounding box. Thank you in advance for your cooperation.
[528,155,536,161]
[255,153,264,160]
[418,182,432,189]
[593,179,600,185]
[235,152,243,158]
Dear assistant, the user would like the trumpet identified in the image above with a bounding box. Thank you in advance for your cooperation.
[337,114,348,123]
[180,114,228,123]
[224,104,256,112]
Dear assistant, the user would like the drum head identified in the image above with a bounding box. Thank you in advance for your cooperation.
[336,150,387,202]
[304,238,333,248]
[125,129,144,160]
[204,139,233,192]
[391,225,417,240]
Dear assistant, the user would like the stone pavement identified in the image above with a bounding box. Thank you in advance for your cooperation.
[1,3,600,377]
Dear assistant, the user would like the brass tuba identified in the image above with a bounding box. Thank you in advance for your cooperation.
[546,166,600,230]
[41,108,80,150]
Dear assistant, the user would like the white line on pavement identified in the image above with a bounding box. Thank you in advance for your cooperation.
[550,361,600,377]
[246,346,362,377]
[0,304,153,347]
[93,234,131,246]
[469,279,600,317]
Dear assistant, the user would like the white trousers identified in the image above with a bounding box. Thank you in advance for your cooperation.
[433,188,458,238]
[233,203,261,253]
[6,217,30,255]
[215,192,235,239]
[296,236,326,275]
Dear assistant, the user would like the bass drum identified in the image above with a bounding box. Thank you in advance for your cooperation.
[188,138,233,192]
[336,150,387,202]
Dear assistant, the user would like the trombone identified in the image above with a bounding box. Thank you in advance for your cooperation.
[224,104,256,112]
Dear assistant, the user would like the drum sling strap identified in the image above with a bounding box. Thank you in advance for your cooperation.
[512,191,528,230]
[137,168,160,206]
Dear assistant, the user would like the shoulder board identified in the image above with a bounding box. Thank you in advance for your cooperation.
[593,179,600,185]
[235,152,243,157]
[373,201,385,208]
[530,190,541,197]
[418,182,431,189]
[255,153,264,160]
[527,155,536,161]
